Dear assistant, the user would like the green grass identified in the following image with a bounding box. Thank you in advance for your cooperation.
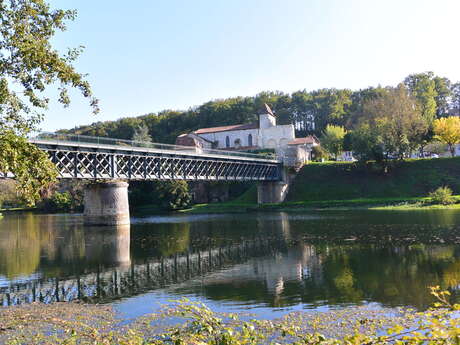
[184,195,460,213]
[185,156,460,214]
[0,206,36,212]
[286,157,460,202]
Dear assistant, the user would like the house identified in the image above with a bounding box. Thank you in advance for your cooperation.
[176,104,319,166]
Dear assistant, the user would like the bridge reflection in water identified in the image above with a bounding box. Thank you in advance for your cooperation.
[4,211,460,310]
[1,212,316,306]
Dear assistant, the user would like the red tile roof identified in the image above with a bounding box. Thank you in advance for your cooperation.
[194,122,258,134]
[288,136,318,145]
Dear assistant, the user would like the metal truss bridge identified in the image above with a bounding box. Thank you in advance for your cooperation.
[29,133,282,181]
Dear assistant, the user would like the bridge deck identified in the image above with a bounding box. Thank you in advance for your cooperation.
[29,133,282,181]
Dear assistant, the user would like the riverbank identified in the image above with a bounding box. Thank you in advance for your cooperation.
[0,292,456,345]
[185,157,460,213]
[184,195,460,213]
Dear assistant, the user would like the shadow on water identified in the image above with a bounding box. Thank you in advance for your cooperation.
[2,210,460,312]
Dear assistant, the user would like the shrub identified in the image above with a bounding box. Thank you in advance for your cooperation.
[429,186,456,205]
[42,191,73,212]
[156,180,192,210]
[311,145,329,162]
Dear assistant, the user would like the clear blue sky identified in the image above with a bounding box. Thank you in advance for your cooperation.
[43,0,460,132]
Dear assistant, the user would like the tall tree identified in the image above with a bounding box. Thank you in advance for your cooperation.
[132,124,152,143]
[352,85,428,162]
[433,76,452,117]
[433,117,460,157]
[404,72,453,120]
[404,72,438,126]
[321,125,346,159]
[451,83,460,114]
[0,0,98,204]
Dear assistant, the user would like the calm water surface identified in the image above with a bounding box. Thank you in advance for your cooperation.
[1,210,460,319]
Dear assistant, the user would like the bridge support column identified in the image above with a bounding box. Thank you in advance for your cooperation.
[257,168,293,204]
[257,181,289,204]
[83,181,130,226]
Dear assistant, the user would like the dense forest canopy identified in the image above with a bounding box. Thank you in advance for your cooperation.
[60,72,460,146]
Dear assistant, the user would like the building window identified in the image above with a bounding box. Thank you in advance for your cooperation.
[226,136,230,148]
[234,138,241,148]
[248,134,253,147]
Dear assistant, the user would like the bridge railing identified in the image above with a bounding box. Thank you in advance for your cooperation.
[30,132,280,162]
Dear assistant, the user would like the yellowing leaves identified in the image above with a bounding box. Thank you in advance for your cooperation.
[433,116,460,156]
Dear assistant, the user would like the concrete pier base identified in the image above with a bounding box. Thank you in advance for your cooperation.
[257,181,290,204]
[83,181,130,226]
[257,167,295,204]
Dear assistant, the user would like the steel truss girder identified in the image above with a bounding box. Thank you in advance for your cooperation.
[40,147,281,181]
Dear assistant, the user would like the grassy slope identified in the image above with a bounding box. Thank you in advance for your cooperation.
[184,157,460,213]
[286,157,460,202]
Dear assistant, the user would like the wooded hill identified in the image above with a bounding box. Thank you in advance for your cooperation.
[60,72,460,145]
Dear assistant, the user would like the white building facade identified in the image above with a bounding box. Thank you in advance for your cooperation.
[176,104,319,167]
[177,104,296,151]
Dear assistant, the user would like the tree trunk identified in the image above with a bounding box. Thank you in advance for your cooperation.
[450,144,456,157]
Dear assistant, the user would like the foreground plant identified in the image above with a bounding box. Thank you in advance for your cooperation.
[1,287,459,344]
[429,186,456,205]
[0,0,98,204]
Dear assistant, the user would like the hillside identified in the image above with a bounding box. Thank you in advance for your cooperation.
[286,157,460,202]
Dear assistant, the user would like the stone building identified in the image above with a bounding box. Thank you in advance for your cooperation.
[176,104,319,166]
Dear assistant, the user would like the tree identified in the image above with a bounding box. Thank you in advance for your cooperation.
[433,117,460,157]
[321,125,346,159]
[0,1,98,204]
[156,181,191,210]
[404,72,438,125]
[351,85,428,162]
[451,82,460,114]
[132,124,152,143]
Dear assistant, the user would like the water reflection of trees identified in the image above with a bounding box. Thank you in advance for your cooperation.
[0,213,130,281]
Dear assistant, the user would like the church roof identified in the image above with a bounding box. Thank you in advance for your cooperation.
[287,136,319,145]
[194,122,258,134]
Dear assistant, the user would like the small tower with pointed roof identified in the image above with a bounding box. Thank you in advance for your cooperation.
[258,103,276,129]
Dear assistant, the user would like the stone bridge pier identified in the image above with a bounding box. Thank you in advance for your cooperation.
[257,168,294,204]
[83,181,130,226]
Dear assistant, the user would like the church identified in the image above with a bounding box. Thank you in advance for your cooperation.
[176,104,319,166]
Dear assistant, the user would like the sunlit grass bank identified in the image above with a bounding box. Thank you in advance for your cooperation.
[185,195,460,213]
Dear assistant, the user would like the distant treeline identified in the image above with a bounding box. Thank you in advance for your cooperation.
[60,72,460,144]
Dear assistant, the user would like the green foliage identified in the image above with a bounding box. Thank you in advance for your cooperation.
[429,186,456,205]
[351,85,428,163]
[0,1,97,204]
[286,157,460,202]
[41,191,72,212]
[0,131,57,205]
[321,125,346,159]
[132,124,153,143]
[130,181,192,210]
[311,145,329,162]
[404,72,439,125]
[0,180,25,209]
[156,180,192,210]
[2,288,460,344]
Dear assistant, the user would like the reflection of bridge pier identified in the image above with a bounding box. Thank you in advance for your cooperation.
[83,224,131,266]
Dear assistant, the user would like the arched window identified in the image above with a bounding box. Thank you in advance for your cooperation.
[226,136,230,148]
[248,134,253,147]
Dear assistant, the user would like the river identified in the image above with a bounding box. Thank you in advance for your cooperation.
[1,210,460,319]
